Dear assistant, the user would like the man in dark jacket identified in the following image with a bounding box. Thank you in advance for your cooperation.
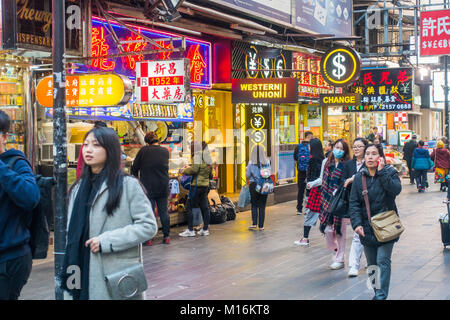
[0,110,40,300]
[294,131,313,215]
[403,135,417,184]
[132,131,171,244]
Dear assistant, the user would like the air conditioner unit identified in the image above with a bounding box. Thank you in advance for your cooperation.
[40,144,53,162]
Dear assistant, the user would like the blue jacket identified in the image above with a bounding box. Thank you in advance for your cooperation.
[0,149,40,263]
[412,148,433,170]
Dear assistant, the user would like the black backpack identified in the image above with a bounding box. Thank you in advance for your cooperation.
[8,156,54,259]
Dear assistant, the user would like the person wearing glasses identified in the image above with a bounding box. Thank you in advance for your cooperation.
[343,138,368,277]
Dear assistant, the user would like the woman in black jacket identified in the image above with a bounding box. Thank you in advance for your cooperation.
[343,137,368,277]
[294,138,324,246]
[349,144,402,300]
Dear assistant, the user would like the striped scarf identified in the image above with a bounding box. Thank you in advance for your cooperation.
[319,161,344,235]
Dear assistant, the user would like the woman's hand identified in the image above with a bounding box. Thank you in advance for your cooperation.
[85,237,101,253]
[344,177,354,188]
[355,226,365,237]
[306,183,312,189]
[378,157,385,171]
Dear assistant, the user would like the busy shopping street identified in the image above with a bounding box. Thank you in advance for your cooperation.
[19,174,450,300]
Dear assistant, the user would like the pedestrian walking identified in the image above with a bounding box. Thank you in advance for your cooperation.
[0,110,40,300]
[246,145,272,231]
[76,121,107,179]
[324,140,333,158]
[367,127,382,143]
[318,139,351,270]
[132,131,171,244]
[294,138,324,246]
[430,140,450,192]
[349,143,402,300]
[402,134,417,185]
[62,126,157,300]
[294,131,314,215]
[343,137,368,277]
[179,141,212,237]
[412,140,433,193]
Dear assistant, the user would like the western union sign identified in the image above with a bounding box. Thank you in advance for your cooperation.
[319,93,361,107]
[232,78,298,104]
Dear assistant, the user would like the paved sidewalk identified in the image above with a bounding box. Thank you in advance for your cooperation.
[20,174,450,300]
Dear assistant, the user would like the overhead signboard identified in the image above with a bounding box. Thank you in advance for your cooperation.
[210,0,291,24]
[320,46,361,88]
[345,68,413,112]
[80,18,212,89]
[319,93,361,106]
[36,73,133,108]
[294,0,352,38]
[432,70,450,103]
[292,52,335,98]
[420,9,450,56]
[135,59,191,104]
[131,101,193,122]
[232,78,298,104]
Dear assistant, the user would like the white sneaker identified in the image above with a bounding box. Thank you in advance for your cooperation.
[294,238,309,246]
[348,267,359,277]
[330,262,345,270]
[179,229,196,237]
[297,211,302,215]
[197,229,210,236]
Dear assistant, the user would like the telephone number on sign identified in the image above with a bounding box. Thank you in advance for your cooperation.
[375,104,412,111]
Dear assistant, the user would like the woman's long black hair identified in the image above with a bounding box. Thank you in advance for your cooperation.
[352,137,368,160]
[326,138,350,167]
[80,127,124,216]
[309,138,324,161]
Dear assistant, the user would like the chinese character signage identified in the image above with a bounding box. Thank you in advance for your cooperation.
[420,9,450,56]
[135,59,191,104]
[84,18,212,89]
[232,78,298,104]
[320,46,361,88]
[345,68,413,112]
[294,0,352,38]
[245,103,271,158]
[36,73,133,108]
[292,52,335,98]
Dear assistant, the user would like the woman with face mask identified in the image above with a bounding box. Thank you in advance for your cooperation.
[314,139,351,270]
[348,144,402,300]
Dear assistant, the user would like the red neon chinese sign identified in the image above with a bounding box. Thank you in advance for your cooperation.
[122,30,148,70]
[91,27,115,71]
[187,44,206,83]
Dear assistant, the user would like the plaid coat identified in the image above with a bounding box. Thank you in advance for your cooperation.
[306,187,321,212]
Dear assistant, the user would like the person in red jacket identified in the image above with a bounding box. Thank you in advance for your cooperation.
[76,121,107,179]
[430,140,450,192]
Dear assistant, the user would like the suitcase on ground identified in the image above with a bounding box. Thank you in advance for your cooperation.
[440,204,450,248]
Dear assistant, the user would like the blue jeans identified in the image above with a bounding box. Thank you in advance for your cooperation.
[364,242,395,300]
[249,182,268,228]
[415,169,427,189]
[149,196,170,238]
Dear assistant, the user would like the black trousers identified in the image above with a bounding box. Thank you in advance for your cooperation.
[149,195,170,238]
[297,171,307,212]
[406,160,414,183]
[249,182,268,228]
[415,169,428,189]
[0,252,32,300]
[186,186,210,232]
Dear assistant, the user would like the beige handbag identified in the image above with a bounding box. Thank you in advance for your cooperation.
[362,175,405,242]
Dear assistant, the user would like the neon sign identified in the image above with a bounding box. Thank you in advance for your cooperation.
[86,18,212,89]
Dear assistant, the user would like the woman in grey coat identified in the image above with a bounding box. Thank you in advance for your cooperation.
[63,127,157,300]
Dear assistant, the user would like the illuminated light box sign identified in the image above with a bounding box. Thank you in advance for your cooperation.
[36,73,132,108]
[135,59,191,104]
[80,18,211,89]
[132,102,193,122]
[320,94,361,107]
[232,78,298,104]
[345,68,413,112]
[420,9,450,56]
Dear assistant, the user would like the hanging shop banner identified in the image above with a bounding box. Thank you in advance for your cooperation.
[1,0,17,50]
[420,9,450,56]
[319,93,361,106]
[16,0,82,53]
[135,59,191,104]
[320,46,361,88]
[36,73,133,108]
[345,68,413,112]
[232,78,298,104]
[232,41,292,80]
[78,18,211,89]
[210,0,291,24]
[294,0,352,38]
[292,52,335,98]
[245,103,271,158]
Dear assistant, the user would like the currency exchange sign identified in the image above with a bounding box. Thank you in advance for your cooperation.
[320,46,361,88]
[135,59,191,104]
[420,9,450,56]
